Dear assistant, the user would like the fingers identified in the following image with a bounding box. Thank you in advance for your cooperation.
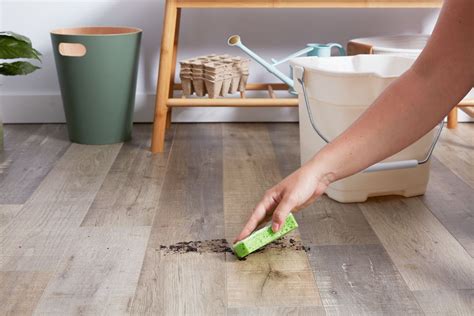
[271,196,297,232]
[233,192,277,243]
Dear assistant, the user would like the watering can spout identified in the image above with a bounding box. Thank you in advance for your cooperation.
[227,35,294,88]
[228,35,241,47]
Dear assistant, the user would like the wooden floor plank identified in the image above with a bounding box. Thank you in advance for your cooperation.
[413,289,474,315]
[434,125,474,188]
[421,157,474,256]
[0,124,41,190]
[131,124,227,315]
[0,124,70,204]
[228,306,326,316]
[223,124,321,309]
[0,205,22,230]
[0,143,121,271]
[449,123,473,146]
[266,123,301,178]
[266,123,422,314]
[360,196,474,291]
[34,226,150,315]
[309,244,423,315]
[0,271,52,316]
[299,197,380,246]
[81,125,175,227]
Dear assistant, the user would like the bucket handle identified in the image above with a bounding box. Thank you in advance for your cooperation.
[293,66,443,173]
[58,42,87,57]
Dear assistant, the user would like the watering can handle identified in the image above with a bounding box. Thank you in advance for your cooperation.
[327,43,346,56]
[293,66,443,173]
[271,46,315,66]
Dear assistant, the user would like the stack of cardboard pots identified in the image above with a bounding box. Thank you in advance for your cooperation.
[179,54,250,98]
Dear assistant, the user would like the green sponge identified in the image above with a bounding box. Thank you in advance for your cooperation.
[233,213,299,259]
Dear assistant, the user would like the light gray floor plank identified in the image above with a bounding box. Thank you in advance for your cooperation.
[81,125,175,227]
[0,124,41,188]
[0,205,22,230]
[0,124,70,204]
[413,289,474,315]
[266,123,423,315]
[223,124,321,309]
[0,271,52,316]
[360,196,474,291]
[131,124,227,316]
[228,306,326,316]
[0,143,121,271]
[421,157,474,257]
[310,244,423,315]
[434,125,474,188]
[34,226,150,315]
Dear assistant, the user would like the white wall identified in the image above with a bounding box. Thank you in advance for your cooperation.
[0,0,451,123]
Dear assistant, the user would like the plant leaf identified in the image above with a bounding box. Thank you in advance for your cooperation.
[0,61,40,76]
[0,34,41,60]
[0,31,32,44]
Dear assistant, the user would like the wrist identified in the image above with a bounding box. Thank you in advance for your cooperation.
[305,150,338,186]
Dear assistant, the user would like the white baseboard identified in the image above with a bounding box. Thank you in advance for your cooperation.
[1,93,472,124]
[0,94,299,123]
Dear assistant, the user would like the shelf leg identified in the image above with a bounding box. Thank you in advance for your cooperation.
[447,107,458,129]
[151,0,179,153]
[166,7,181,130]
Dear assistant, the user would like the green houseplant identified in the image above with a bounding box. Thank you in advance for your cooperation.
[0,31,42,148]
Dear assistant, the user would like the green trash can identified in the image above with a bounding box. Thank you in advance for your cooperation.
[51,27,142,144]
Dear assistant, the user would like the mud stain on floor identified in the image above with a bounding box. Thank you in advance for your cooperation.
[155,236,310,259]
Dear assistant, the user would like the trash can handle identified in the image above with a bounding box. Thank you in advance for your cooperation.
[58,42,87,57]
[293,66,444,173]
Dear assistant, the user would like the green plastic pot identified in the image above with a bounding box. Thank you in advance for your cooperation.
[51,27,142,144]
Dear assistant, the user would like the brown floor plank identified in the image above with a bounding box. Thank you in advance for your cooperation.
[434,125,474,188]
[0,271,52,316]
[267,123,301,178]
[299,196,380,246]
[0,124,70,204]
[130,124,227,315]
[0,143,121,271]
[81,125,175,227]
[223,124,321,309]
[360,197,474,291]
[34,226,150,315]
[421,157,474,256]
[266,123,422,314]
[413,289,474,315]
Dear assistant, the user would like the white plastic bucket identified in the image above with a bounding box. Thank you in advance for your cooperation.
[349,34,474,108]
[349,34,429,57]
[291,55,438,203]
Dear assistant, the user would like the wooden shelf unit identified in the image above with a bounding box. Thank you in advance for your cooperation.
[151,0,442,153]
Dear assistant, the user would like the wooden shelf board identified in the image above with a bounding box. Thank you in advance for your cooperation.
[176,0,442,9]
[173,83,290,91]
[167,97,298,107]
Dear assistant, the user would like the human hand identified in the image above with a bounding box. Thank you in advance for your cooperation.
[233,161,334,243]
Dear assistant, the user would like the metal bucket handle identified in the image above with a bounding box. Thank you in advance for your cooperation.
[293,66,443,173]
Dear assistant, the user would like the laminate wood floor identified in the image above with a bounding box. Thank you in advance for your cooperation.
[0,123,472,316]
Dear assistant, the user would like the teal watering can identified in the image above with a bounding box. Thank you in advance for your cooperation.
[228,35,345,90]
